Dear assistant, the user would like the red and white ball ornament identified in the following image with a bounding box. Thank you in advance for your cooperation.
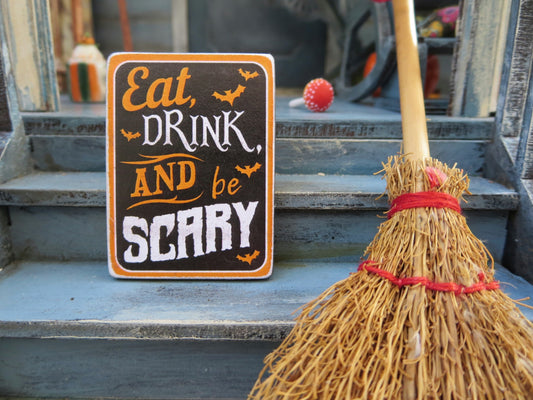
[289,78,334,112]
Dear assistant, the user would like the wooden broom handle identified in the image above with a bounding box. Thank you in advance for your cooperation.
[392,0,430,160]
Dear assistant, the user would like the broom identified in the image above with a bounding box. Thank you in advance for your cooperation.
[248,0,533,398]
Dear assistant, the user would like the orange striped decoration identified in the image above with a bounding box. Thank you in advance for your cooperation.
[68,63,82,102]
[88,64,101,102]
[68,62,104,102]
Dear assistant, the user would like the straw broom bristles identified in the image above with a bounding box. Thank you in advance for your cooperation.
[248,156,533,399]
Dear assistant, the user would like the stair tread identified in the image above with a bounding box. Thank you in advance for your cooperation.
[0,171,105,206]
[0,261,532,340]
[22,96,493,139]
[0,171,519,210]
[0,261,352,339]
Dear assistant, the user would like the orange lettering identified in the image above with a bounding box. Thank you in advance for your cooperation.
[176,161,196,190]
[122,66,149,112]
[131,168,153,197]
[122,66,195,111]
[212,166,225,200]
[152,162,175,195]
[146,77,173,109]
[228,178,241,195]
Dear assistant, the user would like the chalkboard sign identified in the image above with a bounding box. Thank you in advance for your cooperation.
[107,53,275,279]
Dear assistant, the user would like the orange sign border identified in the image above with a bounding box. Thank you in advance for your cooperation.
[106,53,275,279]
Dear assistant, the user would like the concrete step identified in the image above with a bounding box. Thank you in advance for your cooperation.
[0,172,519,262]
[0,260,532,399]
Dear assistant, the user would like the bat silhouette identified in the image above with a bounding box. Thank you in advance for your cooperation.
[237,250,260,265]
[121,129,141,142]
[212,84,246,106]
[235,162,262,178]
[238,68,259,81]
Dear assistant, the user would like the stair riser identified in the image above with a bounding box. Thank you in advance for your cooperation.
[0,337,275,399]
[275,119,493,140]
[29,136,487,175]
[7,206,509,263]
[276,139,486,175]
[21,112,494,140]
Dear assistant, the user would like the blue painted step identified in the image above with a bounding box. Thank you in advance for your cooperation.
[22,97,493,175]
[0,260,532,399]
[26,136,489,175]
[23,96,493,139]
[0,172,518,262]
[0,171,519,210]
[0,97,524,400]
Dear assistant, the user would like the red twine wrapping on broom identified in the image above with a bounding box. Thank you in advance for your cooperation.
[387,191,462,219]
[358,261,500,295]
[359,175,499,295]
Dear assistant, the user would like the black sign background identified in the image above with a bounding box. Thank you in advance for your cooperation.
[108,55,273,276]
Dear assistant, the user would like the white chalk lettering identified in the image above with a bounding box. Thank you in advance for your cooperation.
[123,216,149,263]
[150,213,176,261]
[142,114,163,145]
[204,203,232,254]
[201,115,226,152]
[232,201,258,248]
[164,109,197,151]
[222,110,255,153]
[121,201,259,263]
[176,206,204,259]
[140,110,255,152]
